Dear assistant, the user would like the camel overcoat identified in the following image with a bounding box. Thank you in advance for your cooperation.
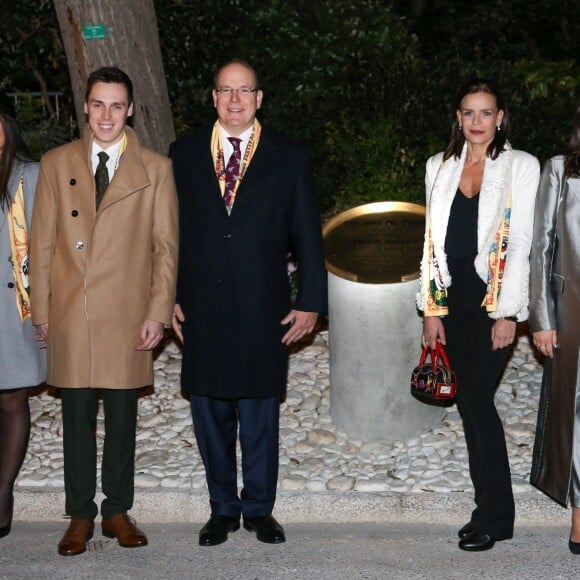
[529,156,580,506]
[30,127,178,389]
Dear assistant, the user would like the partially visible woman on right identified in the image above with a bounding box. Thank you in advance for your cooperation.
[529,103,580,555]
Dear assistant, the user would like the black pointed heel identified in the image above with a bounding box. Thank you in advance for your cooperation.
[0,496,14,539]
[569,538,580,555]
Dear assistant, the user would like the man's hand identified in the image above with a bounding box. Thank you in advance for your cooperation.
[135,320,164,351]
[172,304,185,343]
[281,309,317,345]
[33,323,48,350]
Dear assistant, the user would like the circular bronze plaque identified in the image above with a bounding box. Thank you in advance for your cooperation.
[323,202,426,284]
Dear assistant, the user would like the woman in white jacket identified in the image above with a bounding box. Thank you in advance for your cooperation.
[418,79,540,551]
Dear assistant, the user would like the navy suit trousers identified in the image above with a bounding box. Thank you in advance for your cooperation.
[190,395,280,519]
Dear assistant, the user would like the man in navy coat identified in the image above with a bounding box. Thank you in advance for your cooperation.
[169,60,327,546]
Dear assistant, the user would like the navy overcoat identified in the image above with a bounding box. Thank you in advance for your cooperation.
[169,126,327,398]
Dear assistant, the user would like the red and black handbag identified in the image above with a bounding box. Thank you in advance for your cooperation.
[410,343,457,401]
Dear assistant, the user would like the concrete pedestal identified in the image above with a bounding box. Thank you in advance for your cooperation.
[328,272,443,441]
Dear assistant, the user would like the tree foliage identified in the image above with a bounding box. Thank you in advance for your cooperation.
[394,0,580,61]
[157,0,419,210]
[0,0,70,115]
[2,0,580,210]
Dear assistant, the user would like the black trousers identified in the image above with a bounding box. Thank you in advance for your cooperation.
[60,388,138,520]
[443,257,515,539]
[190,395,280,519]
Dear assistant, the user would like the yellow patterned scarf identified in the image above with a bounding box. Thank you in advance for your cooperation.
[423,191,512,316]
[7,178,31,321]
[423,220,449,316]
[481,191,512,312]
[211,119,261,213]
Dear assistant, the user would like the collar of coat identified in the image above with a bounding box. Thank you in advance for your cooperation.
[80,125,152,213]
[7,159,25,198]
[429,141,513,287]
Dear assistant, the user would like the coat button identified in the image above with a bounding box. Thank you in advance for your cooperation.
[75,241,84,249]
[224,233,232,240]
[71,210,79,217]
[69,179,76,185]
[7,282,14,288]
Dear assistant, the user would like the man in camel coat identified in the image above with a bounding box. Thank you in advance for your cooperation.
[30,67,178,556]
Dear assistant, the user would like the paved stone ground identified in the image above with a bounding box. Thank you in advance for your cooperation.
[2,522,579,580]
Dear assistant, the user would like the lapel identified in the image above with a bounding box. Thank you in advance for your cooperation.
[7,159,24,197]
[195,127,229,217]
[476,145,513,254]
[473,145,513,281]
[429,146,466,256]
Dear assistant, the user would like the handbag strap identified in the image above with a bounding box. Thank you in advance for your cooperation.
[419,343,451,369]
[434,342,451,369]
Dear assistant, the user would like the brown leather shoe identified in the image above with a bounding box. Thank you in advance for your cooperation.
[58,517,94,556]
[101,512,148,548]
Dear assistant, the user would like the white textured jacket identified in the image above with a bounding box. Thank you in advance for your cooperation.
[417,143,540,320]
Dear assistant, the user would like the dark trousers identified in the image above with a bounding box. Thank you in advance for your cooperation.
[190,395,280,519]
[443,257,515,539]
[60,388,138,520]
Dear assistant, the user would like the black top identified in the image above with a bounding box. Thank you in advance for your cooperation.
[445,188,479,258]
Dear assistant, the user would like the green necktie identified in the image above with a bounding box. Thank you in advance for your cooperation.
[95,151,110,209]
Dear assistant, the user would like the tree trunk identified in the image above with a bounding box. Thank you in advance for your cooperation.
[53,0,174,154]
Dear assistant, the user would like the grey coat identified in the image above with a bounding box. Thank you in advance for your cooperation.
[529,156,580,506]
[0,159,46,389]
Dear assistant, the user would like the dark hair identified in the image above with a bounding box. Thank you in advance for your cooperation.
[0,101,34,212]
[564,104,580,178]
[443,79,509,162]
[85,66,134,105]
[213,59,260,90]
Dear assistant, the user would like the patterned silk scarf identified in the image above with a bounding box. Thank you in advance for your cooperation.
[423,220,449,316]
[481,191,512,312]
[7,178,31,321]
[423,191,512,317]
[211,119,261,213]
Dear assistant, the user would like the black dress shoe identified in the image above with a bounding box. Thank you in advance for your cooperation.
[243,515,285,544]
[569,539,580,555]
[458,522,474,540]
[459,532,496,552]
[199,515,240,546]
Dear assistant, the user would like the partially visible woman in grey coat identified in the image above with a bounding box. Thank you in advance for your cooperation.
[529,103,580,555]
[0,99,46,538]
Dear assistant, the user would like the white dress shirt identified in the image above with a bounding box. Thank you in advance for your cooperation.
[91,138,124,181]
[220,125,254,166]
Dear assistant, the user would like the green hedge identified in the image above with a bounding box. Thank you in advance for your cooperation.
[5,1,579,214]
[156,0,580,213]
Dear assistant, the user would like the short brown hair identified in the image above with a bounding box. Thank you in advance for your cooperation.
[85,67,134,105]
